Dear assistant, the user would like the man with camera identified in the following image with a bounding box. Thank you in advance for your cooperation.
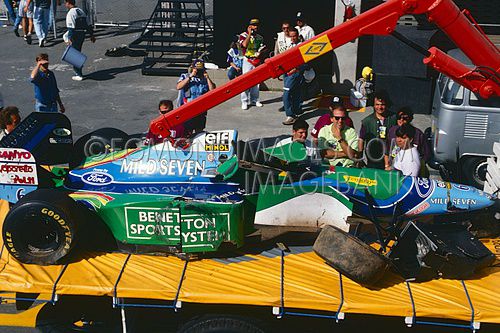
[30,53,65,113]
[176,59,216,134]
[238,18,266,110]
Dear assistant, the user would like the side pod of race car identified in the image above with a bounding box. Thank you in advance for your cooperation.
[0,113,497,286]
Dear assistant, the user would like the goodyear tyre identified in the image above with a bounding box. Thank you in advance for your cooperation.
[313,225,390,286]
[2,189,81,265]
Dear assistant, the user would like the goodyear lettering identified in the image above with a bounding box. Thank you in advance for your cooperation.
[343,175,378,187]
[121,159,205,176]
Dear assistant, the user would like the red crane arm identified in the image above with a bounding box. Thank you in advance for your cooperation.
[151,0,500,138]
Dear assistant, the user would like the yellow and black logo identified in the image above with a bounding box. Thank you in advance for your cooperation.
[205,132,230,151]
[299,35,333,62]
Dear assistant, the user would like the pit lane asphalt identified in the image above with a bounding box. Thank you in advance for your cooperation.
[0,23,432,141]
[0,19,435,333]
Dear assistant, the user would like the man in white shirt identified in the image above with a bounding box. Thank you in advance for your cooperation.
[274,21,292,55]
[295,12,315,41]
[64,0,95,81]
[275,119,315,157]
[390,124,421,176]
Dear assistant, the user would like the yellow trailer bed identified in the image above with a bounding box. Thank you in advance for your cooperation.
[0,200,499,329]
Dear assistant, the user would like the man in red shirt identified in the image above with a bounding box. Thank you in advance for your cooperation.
[145,100,186,145]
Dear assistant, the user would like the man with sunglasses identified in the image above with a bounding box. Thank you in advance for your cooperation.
[384,107,430,170]
[311,96,354,144]
[145,100,186,146]
[318,105,358,167]
[274,21,292,55]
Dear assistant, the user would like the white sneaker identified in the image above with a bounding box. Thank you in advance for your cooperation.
[241,103,248,110]
[72,75,83,81]
[282,116,297,125]
[254,101,263,107]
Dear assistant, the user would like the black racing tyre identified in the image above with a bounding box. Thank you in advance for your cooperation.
[460,156,488,189]
[179,315,266,333]
[3,189,81,265]
[71,128,129,168]
[313,225,390,286]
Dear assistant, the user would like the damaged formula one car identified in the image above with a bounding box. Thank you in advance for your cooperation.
[0,112,496,286]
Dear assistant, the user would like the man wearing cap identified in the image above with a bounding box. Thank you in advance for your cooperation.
[239,18,266,110]
[295,12,315,41]
[177,59,216,134]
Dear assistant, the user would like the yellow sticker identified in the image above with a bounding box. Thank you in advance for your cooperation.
[343,175,378,187]
[299,35,333,63]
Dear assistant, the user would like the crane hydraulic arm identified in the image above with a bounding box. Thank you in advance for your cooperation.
[151,0,500,138]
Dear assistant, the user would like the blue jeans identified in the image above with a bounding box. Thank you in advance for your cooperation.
[227,67,240,80]
[283,71,303,118]
[3,0,16,24]
[35,100,58,112]
[33,6,50,41]
[14,14,21,30]
[71,31,85,76]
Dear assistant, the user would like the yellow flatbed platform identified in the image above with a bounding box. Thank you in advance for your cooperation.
[0,200,499,326]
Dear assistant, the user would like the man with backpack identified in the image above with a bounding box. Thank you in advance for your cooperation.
[64,0,94,81]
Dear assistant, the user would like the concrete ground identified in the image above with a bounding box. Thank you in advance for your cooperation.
[0,24,431,142]
[0,16,432,333]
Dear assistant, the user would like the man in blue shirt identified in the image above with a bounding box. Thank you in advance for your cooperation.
[30,53,65,113]
[176,59,215,134]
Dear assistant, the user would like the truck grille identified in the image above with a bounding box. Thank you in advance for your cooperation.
[464,113,488,139]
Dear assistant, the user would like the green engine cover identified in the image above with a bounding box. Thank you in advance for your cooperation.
[90,194,244,253]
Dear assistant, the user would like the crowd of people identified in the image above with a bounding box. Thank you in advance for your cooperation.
[0,6,429,178]
[4,0,94,80]
[277,90,431,177]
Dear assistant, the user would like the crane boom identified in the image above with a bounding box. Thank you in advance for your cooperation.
[151,0,500,138]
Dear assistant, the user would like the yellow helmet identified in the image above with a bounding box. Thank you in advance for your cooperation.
[362,66,373,80]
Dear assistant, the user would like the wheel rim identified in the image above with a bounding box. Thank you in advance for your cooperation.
[473,160,488,186]
[22,213,61,253]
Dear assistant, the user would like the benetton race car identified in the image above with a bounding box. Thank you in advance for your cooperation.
[0,113,496,285]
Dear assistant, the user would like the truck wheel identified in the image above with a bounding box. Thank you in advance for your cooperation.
[2,189,81,265]
[71,128,129,167]
[461,157,488,189]
[313,225,390,286]
[179,315,266,333]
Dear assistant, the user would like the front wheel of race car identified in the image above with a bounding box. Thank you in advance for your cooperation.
[313,225,390,286]
[2,189,82,265]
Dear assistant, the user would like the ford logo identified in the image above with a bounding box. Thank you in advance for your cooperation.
[81,172,113,186]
